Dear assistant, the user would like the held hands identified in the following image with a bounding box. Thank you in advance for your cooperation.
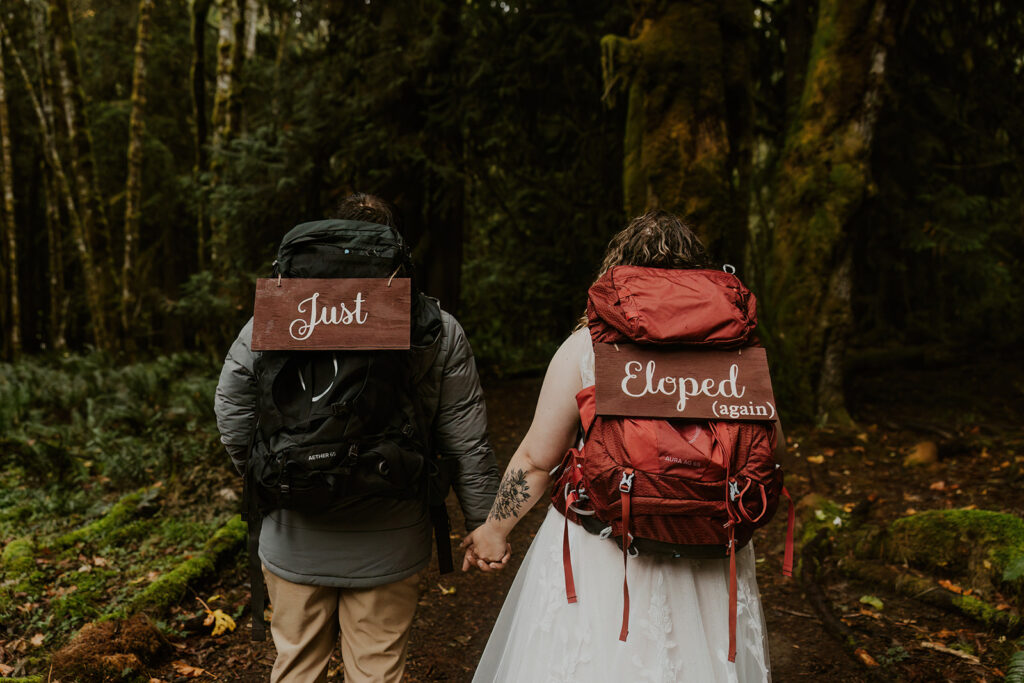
[460,524,511,572]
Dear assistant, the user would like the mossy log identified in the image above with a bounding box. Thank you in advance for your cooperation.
[841,558,1021,636]
[53,490,148,549]
[800,498,1024,635]
[127,514,246,615]
[1,537,35,575]
[882,509,1024,602]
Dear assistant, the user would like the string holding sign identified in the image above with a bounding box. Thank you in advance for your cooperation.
[594,343,777,421]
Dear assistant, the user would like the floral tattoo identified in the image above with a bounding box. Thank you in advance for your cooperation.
[489,468,530,521]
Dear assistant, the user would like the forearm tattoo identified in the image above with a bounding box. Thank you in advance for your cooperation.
[489,468,530,521]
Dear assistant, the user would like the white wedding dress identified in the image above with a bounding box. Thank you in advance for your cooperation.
[473,329,772,683]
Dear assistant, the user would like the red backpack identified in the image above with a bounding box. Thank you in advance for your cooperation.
[551,266,795,663]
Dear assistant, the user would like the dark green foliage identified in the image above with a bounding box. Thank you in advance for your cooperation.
[0,353,221,487]
[862,1,1024,349]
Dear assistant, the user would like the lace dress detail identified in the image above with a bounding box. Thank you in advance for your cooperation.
[473,328,772,682]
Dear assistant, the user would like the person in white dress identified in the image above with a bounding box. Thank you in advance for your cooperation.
[461,211,774,682]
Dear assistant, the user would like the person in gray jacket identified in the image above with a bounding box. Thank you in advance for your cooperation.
[214,193,501,683]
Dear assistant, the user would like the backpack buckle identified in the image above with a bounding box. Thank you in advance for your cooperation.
[729,480,740,501]
[618,471,634,494]
[342,443,359,466]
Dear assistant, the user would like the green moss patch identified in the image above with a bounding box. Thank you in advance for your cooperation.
[886,509,1024,600]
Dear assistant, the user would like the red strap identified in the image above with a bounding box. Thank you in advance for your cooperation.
[562,493,578,604]
[618,468,634,642]
[728,527,737,663]
[781,486,795,578]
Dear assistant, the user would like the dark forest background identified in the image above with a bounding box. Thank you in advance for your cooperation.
[2,2,1024,680]
[0,0,1020,424]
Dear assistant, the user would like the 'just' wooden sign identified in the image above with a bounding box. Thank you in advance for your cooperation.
[594,343,777,421]
[251,278,411,351]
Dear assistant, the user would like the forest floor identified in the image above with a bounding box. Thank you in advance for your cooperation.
[2,351,1023,682]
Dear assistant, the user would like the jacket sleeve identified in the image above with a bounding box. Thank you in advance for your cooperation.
[214,317,258,476]
[434,315,500,531]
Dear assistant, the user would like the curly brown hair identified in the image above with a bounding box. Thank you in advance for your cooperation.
[595,210,709,278]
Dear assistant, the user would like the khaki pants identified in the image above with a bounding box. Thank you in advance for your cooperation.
[262,566,422,683]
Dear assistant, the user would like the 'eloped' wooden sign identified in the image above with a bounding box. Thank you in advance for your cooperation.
[251,278,411,351]
[594,343,776,421]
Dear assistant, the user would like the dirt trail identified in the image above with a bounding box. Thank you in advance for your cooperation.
[151,355,1023,681]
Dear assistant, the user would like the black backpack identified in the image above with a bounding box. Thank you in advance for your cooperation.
[243,220,448,640]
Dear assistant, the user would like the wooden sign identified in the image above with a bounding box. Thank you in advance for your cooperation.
[594,343,777,421]
[251,278,411,351]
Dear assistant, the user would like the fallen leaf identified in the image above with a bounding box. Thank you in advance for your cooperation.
[929,481,947,491]
[856,433,869,443]
[203,609,237,637]
[904,441,938,466]
[933,629,958,639]
[0,663,13,676]
[30,632,45,647]
[149,678,167,683]
[171,661,207,678]
[938,579,972,596]
[855,648,879,667]
[437,583,457,596]
[806,455,825,464]
[859,595,884,611]
[92,556,108,567]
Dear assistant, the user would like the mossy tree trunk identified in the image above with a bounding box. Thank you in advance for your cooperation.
[48,0,115,350]
[600,0,753,264]
[122,0,155,352]
[765,0,890,424]
[0,34,21,359]
[208,0,247,269]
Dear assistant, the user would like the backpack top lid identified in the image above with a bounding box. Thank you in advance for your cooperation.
[273,219,413,280]
[587,266,757,348]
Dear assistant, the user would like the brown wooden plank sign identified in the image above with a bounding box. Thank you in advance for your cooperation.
[251,278,411,351]
[594,343,777,421]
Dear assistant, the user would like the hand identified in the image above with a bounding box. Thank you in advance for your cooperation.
[460,525,511,572]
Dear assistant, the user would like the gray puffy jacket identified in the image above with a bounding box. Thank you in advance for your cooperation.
[214,309,499,587]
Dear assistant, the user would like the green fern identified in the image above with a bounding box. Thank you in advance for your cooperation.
[1007,646,1024,683]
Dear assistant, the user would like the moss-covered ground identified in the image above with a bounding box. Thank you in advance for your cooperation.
[0,354,245,679]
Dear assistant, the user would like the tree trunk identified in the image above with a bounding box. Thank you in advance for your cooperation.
[0,36,20,358]
[192,0,212,270]
[43,164,67,350]
[600,0,754,263]
[50,0,116,346]
[208,0,246,267]
[33,4,68,350]
[122,0,155,350]
[0,21,110,351]
[766,0,890,423]
[244,0,258,60]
